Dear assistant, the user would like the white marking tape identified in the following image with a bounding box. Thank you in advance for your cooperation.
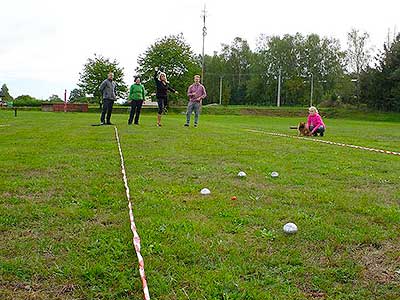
[246,129,400,157]
[114,127,150,300]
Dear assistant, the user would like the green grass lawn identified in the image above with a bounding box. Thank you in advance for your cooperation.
[1,111,399,300]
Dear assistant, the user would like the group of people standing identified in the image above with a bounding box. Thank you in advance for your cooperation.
[99,71,326,136]
[98,69,207,127]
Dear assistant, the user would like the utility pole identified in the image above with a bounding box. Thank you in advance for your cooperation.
[64,89,67,112]
[310,73,314,107]
[201,5,207,82]
[277,69,281,107]
[219,76,223,105]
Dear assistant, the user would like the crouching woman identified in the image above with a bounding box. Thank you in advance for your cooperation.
[307,106,326,136]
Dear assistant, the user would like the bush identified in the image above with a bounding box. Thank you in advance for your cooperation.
[13,95,43,107]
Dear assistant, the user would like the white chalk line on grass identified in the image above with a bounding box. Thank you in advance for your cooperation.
[246,129,400,157]
[114,126,150,300]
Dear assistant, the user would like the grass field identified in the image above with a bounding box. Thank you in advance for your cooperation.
[1,110,399,300]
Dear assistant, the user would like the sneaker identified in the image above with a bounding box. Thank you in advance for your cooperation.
[194,124,198,127]
[184,124,189,127]
[157,123,162,127]
[128,122,132,125]
[320,132,324,137]
[134,123,139,125]
[100,122,105,125]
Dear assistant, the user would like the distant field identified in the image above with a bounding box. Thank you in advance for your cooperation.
[1,111,399,299]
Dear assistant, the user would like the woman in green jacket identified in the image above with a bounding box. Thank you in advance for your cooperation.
[128,76,146,125]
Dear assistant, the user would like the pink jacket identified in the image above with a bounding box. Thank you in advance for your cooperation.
[307,113,325,133]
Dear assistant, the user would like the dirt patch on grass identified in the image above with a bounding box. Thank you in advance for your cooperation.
[295,273,328,300]
[353,240,400,284]
[0,281,81,300]
[303,289,327,299]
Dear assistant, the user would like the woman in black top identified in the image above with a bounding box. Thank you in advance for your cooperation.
[154,69,178,127]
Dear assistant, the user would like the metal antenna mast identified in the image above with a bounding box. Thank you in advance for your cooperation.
[201,5,207,81]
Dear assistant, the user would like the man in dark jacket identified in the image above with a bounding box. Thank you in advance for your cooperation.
[99,72,117,125]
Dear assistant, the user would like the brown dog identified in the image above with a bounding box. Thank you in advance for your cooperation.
[297,122,311,136]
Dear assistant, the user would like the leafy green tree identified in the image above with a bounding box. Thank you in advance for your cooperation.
[360,34,400,111]
[250,33,345,106]
[69,88,86,103]
[220,37,253,104]
[300,34,345,105]
[78,54,127,105]
[136,33,201,104]
[13,95,42,107]
[1,84,14,102]
[203,52,231,104]
[346,29,372,103]
[246,51,277,105]
[48,94,62,102]
[332,74,356,105]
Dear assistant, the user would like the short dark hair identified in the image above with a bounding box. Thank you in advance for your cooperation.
[134,76,140,81]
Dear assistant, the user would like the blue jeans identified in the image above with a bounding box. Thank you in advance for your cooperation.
[186,101,201,125]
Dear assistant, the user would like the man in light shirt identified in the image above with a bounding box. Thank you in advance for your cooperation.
[184,75,207,127]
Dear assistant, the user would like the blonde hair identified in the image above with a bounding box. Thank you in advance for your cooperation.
[309,106,318,114]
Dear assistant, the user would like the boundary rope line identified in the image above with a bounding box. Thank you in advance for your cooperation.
[114,126,150,300]
[246,129,400,157]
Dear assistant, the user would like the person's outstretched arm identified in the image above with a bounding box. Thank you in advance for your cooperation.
[167,85,177,93]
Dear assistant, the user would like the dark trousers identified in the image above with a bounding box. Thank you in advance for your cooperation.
[128,100,144,124]
[157,97,167,114]
[100,99,114,123]
[309,125,325,136]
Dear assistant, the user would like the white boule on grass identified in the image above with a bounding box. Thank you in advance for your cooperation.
[271,171,279,178]
[283,222,298,234]
[200,188,211,195]
[237,171,247,177]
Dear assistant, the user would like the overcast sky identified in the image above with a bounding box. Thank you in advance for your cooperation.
[1,0,399,99]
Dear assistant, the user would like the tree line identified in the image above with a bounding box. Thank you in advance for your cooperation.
[203,30,399,112]
[1,29,399,112]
